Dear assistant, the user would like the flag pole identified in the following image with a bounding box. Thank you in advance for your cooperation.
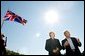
[1,18,5,29]
[5,37,7,47]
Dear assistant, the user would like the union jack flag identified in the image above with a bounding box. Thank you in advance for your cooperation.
[4,10,27,25]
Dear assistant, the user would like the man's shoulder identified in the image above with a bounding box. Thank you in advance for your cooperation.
[55,39,59,41]
[62,38,67,42]
[46,39,50,41]
[71,37,76,39]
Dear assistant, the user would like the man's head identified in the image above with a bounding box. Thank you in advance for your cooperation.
[49,32,55,39]
[64,30,70,38]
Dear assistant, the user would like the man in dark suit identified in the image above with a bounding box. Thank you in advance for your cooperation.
[45,32,62,55]
[62,30,82,56]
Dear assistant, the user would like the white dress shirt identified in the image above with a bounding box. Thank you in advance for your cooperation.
[67,37,75,50]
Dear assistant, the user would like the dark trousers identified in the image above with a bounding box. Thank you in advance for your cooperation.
[66,50,82,56]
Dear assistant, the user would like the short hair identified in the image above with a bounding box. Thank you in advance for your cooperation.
[64,30,69,35]
[49,32,55,37]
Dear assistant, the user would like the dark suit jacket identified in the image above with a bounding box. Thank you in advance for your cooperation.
[62,37,82,56]
[45,38,62,55]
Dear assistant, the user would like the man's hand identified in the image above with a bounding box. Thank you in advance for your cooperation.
[76,38,80,43]
[56,48,59,51]
[76,38,81,47]
[64,41,69,48]
[53,48,59,53]
[53,48,60,55]
[53,49,56,53]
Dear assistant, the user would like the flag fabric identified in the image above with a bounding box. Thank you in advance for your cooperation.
[4,10,27,25]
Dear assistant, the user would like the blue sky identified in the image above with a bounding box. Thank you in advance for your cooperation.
[1,1,84,55]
